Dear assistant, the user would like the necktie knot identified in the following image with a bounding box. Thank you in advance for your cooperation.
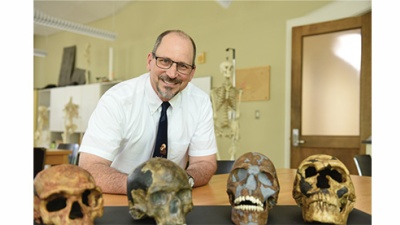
[159,102,170,122]
[161,101,170,111]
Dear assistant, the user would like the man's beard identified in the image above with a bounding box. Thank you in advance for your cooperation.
[157,75,182,100]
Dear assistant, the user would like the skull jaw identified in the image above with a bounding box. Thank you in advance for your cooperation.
[231,207,268,225]
[128,200,147,220]
[154,215,187,225]
[151,202,192,225]
[302,201,353,225]
[41,213,97,225]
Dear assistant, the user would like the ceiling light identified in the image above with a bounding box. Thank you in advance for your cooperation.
[34,9,117,41]
[216,0,233,9]
[34,48,47,57]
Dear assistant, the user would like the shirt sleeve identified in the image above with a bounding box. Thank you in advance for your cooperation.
[79,92,124,161]
[188,95,218,157]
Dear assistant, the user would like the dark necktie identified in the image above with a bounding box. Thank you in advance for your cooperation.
[153,102,170,158]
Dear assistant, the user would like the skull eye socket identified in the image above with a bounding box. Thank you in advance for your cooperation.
[326,169,343,183]
[236,168,248,181]
[305,166,317,177]
[150,191,168,205]
[258,172,273,186]
[177,189,192,201]
[305,167,343,182]
[46,194,67,212]
[305,166,345,189]
[82,189,90,206]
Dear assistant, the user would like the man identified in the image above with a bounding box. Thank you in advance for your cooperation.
[78,30,218,194]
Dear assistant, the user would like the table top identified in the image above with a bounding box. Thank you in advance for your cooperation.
[45,149,73,154]
[103,168,371,215]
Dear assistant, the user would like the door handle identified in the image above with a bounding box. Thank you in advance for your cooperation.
[292,129,305,146]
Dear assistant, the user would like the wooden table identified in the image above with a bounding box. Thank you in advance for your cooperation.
[103,168,371,214]
[45,149,72,165]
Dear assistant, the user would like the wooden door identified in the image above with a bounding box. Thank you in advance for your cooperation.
[290,12,371,175]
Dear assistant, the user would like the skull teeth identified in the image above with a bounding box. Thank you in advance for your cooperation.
[233,196,264,212]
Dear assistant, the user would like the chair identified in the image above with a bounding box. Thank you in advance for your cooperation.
[34,147,46,178]
[215,160,235,174]
[57,143,80,165]
[353,154,372,176]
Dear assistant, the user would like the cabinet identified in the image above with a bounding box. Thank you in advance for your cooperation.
[35,82,118,146]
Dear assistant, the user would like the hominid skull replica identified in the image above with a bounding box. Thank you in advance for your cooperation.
[34,164,104,225]
[292,154,356,225]
[127,158,193,225]
[226,152,280,225]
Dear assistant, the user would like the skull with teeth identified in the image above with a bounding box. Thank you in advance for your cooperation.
[292,154,356,225]
[34,164,104,225]
[226,152,280,225]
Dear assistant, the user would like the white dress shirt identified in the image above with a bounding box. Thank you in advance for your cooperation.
[79,72,217,174]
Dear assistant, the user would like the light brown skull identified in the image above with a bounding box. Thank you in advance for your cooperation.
[34,164,104,225]
[226,152,280,225]
[127,158,193,225]
[292,154,356,225]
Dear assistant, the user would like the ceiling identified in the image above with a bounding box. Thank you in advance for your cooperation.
[34,0,231,37]
[34,0,133,37]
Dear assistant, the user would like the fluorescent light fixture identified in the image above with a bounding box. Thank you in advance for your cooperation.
[34,9,117,41]
[34,48,47,57]
[216,0,232,9]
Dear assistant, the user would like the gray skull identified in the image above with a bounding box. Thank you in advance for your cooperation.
[292,154,356,225]
[226,152,280,225]
[127,158,193,225]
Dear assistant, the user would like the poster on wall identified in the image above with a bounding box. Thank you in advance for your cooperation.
[235,66,270,101]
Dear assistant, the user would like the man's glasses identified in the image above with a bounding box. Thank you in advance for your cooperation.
[152,53,195,75]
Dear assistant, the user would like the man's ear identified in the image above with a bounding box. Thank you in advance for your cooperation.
[146,53,153,71]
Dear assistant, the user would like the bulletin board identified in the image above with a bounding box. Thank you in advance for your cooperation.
[235,66,270,101]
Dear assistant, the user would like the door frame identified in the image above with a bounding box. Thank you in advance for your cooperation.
[284,1,371,168]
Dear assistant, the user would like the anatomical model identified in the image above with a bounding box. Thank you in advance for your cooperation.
[211,60,242,160]
[62,97,79,143]
[34,105,50,148]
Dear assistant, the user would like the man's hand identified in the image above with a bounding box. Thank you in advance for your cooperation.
[186,154,217,187]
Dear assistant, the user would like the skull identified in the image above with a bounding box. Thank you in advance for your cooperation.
[127,158,193,225]
[292,154,356,225]
[34,164,104,225]
[220,60,233,78]
[226,152,280,225]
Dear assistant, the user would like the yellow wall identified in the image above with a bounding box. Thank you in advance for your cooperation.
[34,0,366,168]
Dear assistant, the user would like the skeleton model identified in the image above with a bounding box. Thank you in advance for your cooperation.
[211,60,243,160]
[34,106,50,147]
[62,97,79,143]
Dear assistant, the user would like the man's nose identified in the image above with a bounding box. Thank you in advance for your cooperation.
[166,63,179,78]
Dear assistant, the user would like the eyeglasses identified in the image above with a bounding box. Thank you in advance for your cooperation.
[152,53,195,75]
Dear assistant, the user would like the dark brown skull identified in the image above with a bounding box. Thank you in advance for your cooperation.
[127,158,193,225]
[34,164,104,225]
[292,154,356,225]
[226,152,280,225]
